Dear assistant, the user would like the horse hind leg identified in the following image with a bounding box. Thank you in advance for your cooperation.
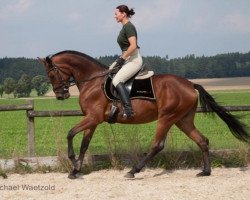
[176,111,211,176]
[125,118,171,178]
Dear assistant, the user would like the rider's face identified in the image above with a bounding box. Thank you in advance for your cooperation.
[114,9,126,23]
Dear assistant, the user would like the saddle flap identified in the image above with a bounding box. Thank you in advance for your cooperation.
[103,76,156,101]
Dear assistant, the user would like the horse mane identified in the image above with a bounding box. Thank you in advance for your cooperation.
[51,50,108,69]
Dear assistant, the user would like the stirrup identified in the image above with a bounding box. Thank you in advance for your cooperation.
[122,109,134,118]
[108,104,118,123]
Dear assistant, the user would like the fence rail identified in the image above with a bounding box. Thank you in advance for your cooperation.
[28,110,84,117]
[0,102,33,111]
[27,106,250,117]
[196,105,250,112]
[1,99,250,157]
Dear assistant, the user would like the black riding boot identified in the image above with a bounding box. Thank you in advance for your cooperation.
[115,82,134,117]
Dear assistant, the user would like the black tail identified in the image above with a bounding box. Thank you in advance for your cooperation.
[194,83,250,143]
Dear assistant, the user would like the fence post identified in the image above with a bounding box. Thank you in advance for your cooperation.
[26,99,35,157]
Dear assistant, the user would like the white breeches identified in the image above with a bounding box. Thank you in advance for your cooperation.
[111,49,143,87]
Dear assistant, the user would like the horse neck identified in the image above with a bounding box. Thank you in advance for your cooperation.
[60,54,106,83]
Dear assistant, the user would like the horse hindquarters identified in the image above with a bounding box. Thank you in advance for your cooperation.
[126,77,200,177]
[152,75,211,176]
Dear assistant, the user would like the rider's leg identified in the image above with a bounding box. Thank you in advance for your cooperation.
[112,50,142,117]
[115,82,133,117]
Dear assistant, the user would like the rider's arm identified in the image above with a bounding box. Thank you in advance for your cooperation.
[121,36,137,60]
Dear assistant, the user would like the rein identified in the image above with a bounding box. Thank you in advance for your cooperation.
[77,70,110,85]
[76,66,121,85]
[48,60,111,89]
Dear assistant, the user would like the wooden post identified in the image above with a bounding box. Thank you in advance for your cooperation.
[26,99,35,157]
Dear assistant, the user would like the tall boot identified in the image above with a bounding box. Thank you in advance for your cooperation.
[115,82,134,118]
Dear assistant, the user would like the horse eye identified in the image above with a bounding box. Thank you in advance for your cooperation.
[49,74,55,80]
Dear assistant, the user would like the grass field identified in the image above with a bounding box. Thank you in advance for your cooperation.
[0,90,250,159]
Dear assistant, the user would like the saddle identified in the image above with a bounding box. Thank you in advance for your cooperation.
[103,66,156,101]
[103,66,156,123]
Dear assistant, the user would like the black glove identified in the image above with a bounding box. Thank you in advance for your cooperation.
[115,57,125,68]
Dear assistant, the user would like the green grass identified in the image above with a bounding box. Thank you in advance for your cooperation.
[0,90,250,159]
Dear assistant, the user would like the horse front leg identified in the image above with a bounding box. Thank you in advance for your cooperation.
[76,127,96,172]
[67,117,97,179]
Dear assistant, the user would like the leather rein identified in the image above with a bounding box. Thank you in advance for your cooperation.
[48,61,111,90]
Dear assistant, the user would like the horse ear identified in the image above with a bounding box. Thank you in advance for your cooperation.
[37,57,53,69]
[37,57,46,65]
[45,56,52,65]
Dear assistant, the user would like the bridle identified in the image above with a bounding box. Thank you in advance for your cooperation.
[47,62,73,93]
[47,60,111,92]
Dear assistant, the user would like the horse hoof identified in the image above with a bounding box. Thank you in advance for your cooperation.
[124,172,135,179]
[68,170,79,179]
[196,171,211,177]
[68,173,78,179]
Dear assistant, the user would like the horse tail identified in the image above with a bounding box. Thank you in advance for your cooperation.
[193,83,250,143]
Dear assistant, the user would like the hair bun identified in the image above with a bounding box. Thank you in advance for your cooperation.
[116,5,135,18]
[129,8,135,16]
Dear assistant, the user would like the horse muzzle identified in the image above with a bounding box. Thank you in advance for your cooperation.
[56,92,70,100]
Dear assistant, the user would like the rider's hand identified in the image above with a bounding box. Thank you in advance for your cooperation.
[109,57,125,71]
[115,57,125,67]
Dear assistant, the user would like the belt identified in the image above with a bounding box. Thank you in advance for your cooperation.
[122,48,140,55]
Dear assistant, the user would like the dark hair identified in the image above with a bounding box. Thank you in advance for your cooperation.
[116,5,135,18]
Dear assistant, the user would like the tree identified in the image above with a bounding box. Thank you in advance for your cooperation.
[0,57,46,84]
[39,82,50,96]
[15,74,32,97]
[32,75,49,96]
[0,84,4,98]
[3,77,16,96]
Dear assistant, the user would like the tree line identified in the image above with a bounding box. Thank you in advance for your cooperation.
[0,51,250,97]
[0,74,49,98]
[99,51,250,78]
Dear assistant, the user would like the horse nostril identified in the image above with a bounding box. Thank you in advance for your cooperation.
[57,95,64,100]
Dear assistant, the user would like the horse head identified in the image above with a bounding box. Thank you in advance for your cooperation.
[39,50,108,100]
[38,56,71,100]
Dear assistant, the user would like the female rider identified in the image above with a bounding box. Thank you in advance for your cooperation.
[109,5,143,118]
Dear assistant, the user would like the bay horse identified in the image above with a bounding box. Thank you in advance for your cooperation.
[39,50,250,179]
